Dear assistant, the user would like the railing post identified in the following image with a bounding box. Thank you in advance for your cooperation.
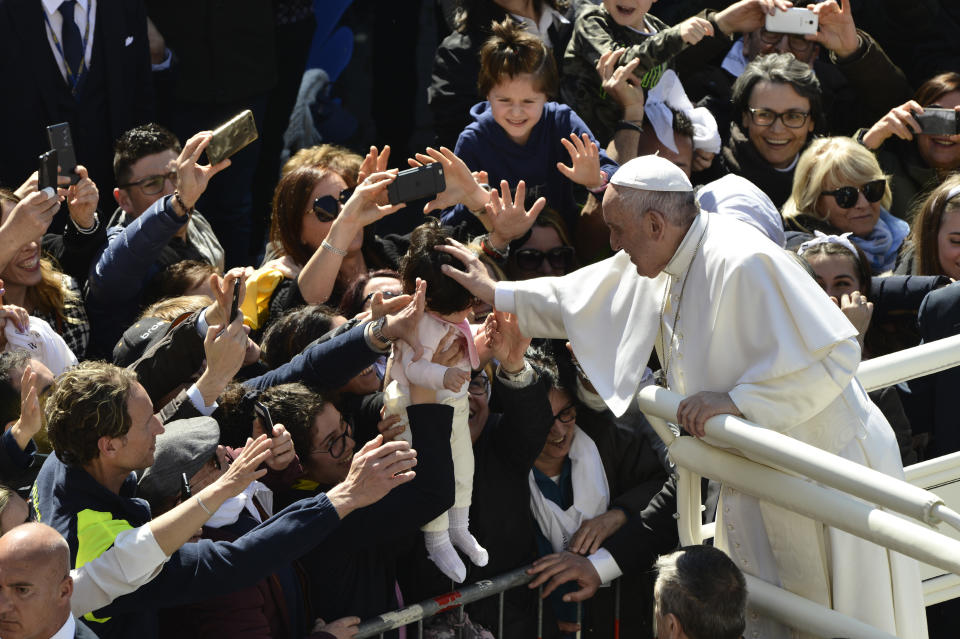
[537,585,543,639]
[613,578,621,639]
[497,591,504,639]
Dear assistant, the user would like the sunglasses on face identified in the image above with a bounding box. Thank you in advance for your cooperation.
[312,187,356,222]
[515,246,575,272]
[120,171,177,195]
[468,374,490,397]
[820,179,886,209]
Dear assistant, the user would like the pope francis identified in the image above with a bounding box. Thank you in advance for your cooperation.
[439,156,926,639]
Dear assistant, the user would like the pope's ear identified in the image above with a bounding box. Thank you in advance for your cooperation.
[646,208,666,238]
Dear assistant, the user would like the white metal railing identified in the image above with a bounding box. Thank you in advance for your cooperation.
[632,334,960,638]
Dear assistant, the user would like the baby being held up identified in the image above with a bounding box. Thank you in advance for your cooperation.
[382,220,486,582]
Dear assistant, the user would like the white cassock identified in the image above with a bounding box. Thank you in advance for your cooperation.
[494,211,927,639]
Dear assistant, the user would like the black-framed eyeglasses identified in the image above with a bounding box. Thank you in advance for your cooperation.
[745,108,810,129]
[311,418,353,458]
[552,403,576,423]
[363,289,401,306]
[119,171,177,195]
[821,179,886,209]
[758,28,814,53]
[468,374,489,397]
[515,246,575,272]
[313,187,356,222]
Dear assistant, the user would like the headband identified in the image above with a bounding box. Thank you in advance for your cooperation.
[797,231,859,260]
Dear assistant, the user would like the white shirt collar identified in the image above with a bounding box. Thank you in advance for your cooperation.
[664,211,708,278]
[774,153,800,173]
[49,613,76,639]
[510,6,569,48]
[626,16,657,36]
[42,0,89,18]
[721,38,750,78]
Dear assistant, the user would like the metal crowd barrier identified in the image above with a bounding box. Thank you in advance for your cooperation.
[355,567,625,639]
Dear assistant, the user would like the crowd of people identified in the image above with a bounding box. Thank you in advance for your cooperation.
[0,0,958,638]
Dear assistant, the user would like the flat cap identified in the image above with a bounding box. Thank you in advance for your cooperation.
[137,417,220,506]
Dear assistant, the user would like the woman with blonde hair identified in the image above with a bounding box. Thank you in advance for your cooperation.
[783,136,907,274]
[904,173,960,280]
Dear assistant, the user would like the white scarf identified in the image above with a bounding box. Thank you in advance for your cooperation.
[205,480,273,529]
[528,426,610,552]
[645,69,722,154]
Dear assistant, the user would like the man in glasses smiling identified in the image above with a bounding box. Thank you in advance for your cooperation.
[84,124,230,357]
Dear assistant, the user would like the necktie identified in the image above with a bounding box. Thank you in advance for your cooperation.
[58,0,83,82]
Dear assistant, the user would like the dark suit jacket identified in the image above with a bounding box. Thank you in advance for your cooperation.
[75,617,100,638]
[907,282,960,459]
[0,0,152,194]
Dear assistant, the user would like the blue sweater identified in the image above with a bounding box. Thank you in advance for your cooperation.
[442,101,618,236]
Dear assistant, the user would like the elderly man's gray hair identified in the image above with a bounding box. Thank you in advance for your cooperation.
[654,546,747,639]
[617,186,699,227]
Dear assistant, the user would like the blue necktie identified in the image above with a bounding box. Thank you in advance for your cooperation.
[58,0,83,82]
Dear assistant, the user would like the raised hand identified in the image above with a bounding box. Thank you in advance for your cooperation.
[715,0,793,36]
[379,278,427,360]
[411,147,490,214]
[678,16,714,45]
[205,267,251,329]
[0,189,61,249]
[175,131,232,211]
[486,180,546,248]
[65,165,99,230]
[807,0,859,58]
[557,133,604,189]
[596,50,644,121]
[484,311,530,373]
[436,238,497,306]
[358,145,392,184]
[325,435,418,517]
[861,100,925,149]
[205,435,273,501]
[10,365,43,451]
[338,170,406,229]
[264,424,296,472]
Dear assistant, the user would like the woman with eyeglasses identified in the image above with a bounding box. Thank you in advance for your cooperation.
[716,52,823,209]
[507,208,576,280]
[265,159,402,329]
[783,136,907,274]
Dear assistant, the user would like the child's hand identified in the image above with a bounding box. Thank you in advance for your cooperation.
[556,133,604,190]
[678,16,714,45]
[443,367,470,392]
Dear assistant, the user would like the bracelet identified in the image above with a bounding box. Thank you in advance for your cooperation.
[615,120,644,134]
[480,234,509,260]
[173,191,193,216]
[321,239,348,257]
[196,495,213,516]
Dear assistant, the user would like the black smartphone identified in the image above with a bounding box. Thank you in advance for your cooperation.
[915,108,959,136]
[253,400,274,437]
[387,162,446,205]
[38,150,58,192]
[180,472,192,502]
[229,279,241,323]
[46,122,80,184]
[206,110,259,166]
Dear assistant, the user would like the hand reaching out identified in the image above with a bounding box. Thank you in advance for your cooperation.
[175,131,232,210]
[678,16,714,45]
[325,435,418,517]
[65,165,99,230]
[557,133,604,189]
[596,50,644,121]
[486,180,545,248]
[411,147,490,214]
[483,311,530,373]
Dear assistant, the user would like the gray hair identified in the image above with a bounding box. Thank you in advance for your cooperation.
[654,546,747,639]
[732,52,823,131]
[617,186,699,228]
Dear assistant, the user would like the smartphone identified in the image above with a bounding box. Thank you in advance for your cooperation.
[914,108,960,136]
[765,8,818,35]
[206,110,258,166]
[229,278,241,323]
[253,400,274,437]
[180,472,192,502]
[38,150,59,193]
[46,122,79,184]
[387,162,446,205]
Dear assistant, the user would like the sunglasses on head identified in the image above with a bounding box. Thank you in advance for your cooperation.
[312,187,355,222]
[515,246,575,272]
[820,179,886,209]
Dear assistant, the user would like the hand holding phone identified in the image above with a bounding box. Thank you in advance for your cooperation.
[765,8,818,35]
[229,279,241,323]
[387,163,446,205]
[206,110,258,166]
[914,108,960,136]
[38,150,59,196]
[47,122,80,184]
[253,400,275,438]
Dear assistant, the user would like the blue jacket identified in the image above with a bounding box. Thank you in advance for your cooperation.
[84,196,190,358]
[30,452,342,639]
[442,101,618,236]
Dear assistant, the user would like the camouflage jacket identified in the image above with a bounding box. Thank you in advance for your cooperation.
[561,6,690,145]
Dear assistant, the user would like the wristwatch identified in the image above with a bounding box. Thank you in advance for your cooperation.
[371,316,394,345]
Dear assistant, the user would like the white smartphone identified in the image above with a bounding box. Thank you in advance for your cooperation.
[765,8,818,35]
